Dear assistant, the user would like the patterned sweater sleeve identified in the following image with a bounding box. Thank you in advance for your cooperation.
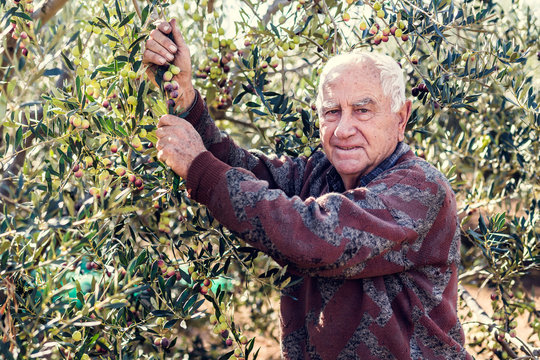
[182,91,307,196]
[186,150,460,279]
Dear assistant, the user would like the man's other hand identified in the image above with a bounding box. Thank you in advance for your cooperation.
[143,19,195,112]
[155,115,206,178]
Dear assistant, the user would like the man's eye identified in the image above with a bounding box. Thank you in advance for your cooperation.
[356,108,369,113]
[326,110,339,115]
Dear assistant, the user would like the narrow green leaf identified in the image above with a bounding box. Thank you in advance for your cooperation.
[478,215,487,235]
[3,133,9,156]
[136,80,146,120]
[13,11,33,21]
[105,34,120,42]
[152,310,174,317]
[251,109,268,116]
[115,0,122,21]
[164,319,178,329]
[118,12,135,28]
[125,285,149,295]
[104,302,128,309]
[141,5,150,25]
[14,126,22,149]
[178,268,191,284]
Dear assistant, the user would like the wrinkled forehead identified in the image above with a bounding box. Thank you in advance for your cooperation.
[322,61,381,89]
[321,62,383,98]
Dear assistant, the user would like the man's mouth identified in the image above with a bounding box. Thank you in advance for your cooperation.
[336,146,360,150]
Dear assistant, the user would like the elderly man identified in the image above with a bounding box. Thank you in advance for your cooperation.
[143,19,471,360]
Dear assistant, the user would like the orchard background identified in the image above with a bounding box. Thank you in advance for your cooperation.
[0,0,538,359]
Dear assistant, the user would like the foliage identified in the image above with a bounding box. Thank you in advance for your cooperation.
[0,0,538,359]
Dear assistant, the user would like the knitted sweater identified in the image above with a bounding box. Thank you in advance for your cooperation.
[183,93,471,360]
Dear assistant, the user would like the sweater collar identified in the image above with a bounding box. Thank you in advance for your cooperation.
[326,142,410,192]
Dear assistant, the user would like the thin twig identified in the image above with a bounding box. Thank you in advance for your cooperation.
[240,0,264,24]
[132,0,142,20]
[221,116,260,130]
[321,0,339,54]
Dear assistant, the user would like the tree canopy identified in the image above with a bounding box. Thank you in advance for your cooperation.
[0,0,538,359]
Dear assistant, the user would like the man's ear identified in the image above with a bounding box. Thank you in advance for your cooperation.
[396,99,412,141]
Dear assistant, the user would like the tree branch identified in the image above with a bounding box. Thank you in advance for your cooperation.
[459,284,537,358]
[221,115,260,130]
[32,0,71,27]
[132,0,142,20]
[207,0,216,13]
[262,0,292,26]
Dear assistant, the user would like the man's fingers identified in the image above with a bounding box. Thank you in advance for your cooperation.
[155,127,165,139]
[157,114,185,128]
[157,148,170,163]
[155,132,165,148]
[156,21,172,34]
[156,139,175,154]
[142,50,165,67]
[155,127,175,142]
[149,29,178,54]
[157,147,176,170]
[142,44,171,66]
[156,139,163,151]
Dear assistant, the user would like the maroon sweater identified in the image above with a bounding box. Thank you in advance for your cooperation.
[183,93,471,359]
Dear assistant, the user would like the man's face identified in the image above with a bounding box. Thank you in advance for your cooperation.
[318,61,410,189]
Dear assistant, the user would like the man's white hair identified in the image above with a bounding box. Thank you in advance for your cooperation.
[315,51,406,116]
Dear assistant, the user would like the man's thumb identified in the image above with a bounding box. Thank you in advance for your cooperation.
[169,19,188,54]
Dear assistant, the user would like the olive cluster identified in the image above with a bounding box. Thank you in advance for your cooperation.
[161,64,181,108]
[411,83,429,99]
[8,0,34,56]
[195,52,236,111]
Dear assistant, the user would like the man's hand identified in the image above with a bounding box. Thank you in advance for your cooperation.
[143,19,195,112]
[155,115,206,178]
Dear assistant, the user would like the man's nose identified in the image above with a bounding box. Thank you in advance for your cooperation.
[333,110,356,138]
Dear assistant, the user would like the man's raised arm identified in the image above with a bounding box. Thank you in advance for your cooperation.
[143,20,310,196]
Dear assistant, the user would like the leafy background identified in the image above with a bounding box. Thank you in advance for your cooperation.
[0,0,538,359]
